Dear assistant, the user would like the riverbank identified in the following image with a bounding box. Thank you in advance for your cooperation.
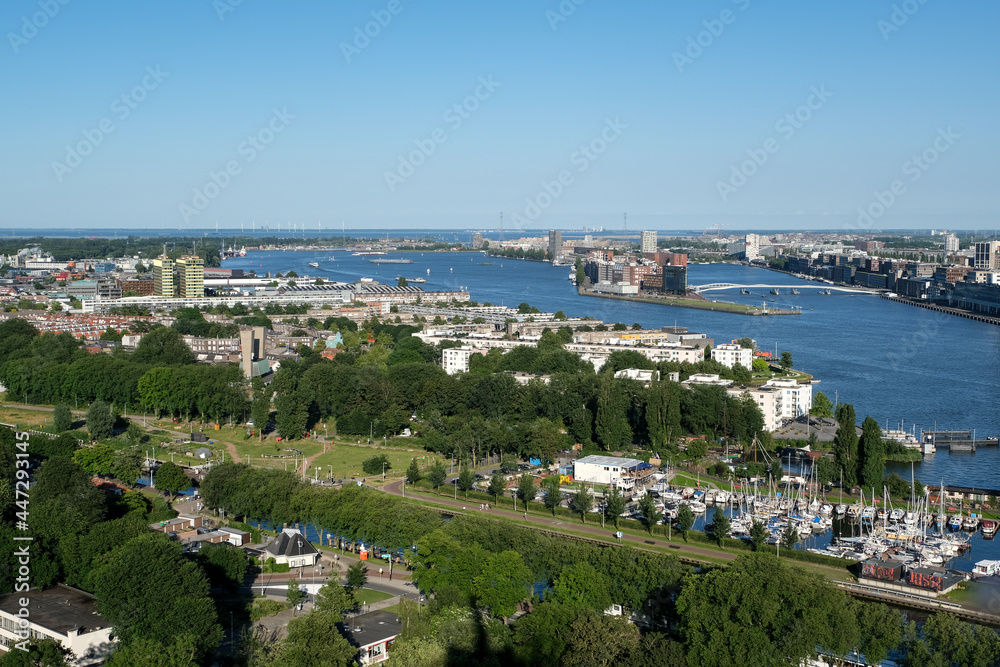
[579,287,800,316]
[881,294,1000,326]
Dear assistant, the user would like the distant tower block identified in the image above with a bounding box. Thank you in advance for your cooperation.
[641,230,657,254]
[240,326,267,378]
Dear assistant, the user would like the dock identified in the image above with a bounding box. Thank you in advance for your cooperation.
[881,294,1000,326]
[923,430,999,451]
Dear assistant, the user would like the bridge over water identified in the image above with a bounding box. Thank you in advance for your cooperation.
[691,283,876,295]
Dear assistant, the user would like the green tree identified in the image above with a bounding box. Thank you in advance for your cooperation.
[345,561,367,592]
[710,508,731,546]
[52,403,73,432]
[811,391,833,418]
[604,487,627,528]
[594,375,632,449]
[487,471,505,502]
[518,473,537,507]
[549,562,613,612]
[286,579,305,609]
[280,609,356,667]
[426,462,447,489]
[562,612,641,667]
[111,448,143,486]
[154,461,191,498]
[362,454,391,476]
[86,399,114,439]
[638,492,662,534]
[858,416,885,492]
[457,465,475,498]
[198,542,250,590]
[405,458,421,485]
[749,519,767,551]
[751,358,769,373]
[571,487,593,522]
[645,379,681,448]
[899,612,1000,667]
[677,553,859,667]
[686,439,708,459]
[472,550,531,619]
[132,326,195,365]
[315,582,356,615]
[73,442,115,476]
[779,351,793,370]
[250,376,271,441]
[92,534,222,658]
[781,519,799,550]
[833,403,859,488]
[0,639,71,666]
[542,476,561,515]
[677,503,695,541]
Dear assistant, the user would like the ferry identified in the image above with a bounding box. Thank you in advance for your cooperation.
[352,251,387,256]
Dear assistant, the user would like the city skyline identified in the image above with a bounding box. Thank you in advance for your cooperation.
[1,2,997,230]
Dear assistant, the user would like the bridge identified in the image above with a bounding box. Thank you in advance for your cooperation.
[690,283,876,295]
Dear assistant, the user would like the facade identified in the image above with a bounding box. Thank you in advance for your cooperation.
[573,454,644,487]
[472,232,484,249]
[711,343,752,369]
[0,585,113,665]
[661,265,687,294]
[945,234,960,253]
[339,611,402,665]
[764,378,812,421]
[240,326,268,378]
[548,230,562,261]
[118,279,155,296]
[640,230,657,254]
[727,385,783,431]
[974,241,1000,270]
[152,255,175,297]
[175,255,205,298]
[442,346,489,374]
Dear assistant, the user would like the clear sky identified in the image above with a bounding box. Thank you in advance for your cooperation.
[1,1,997,232]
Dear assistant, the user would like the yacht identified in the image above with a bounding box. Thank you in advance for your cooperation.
[308,262,320,268]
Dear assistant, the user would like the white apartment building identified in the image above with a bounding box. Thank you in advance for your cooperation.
[682,374,734,388]
[726,379,812,431]
[640,230,657,254]
[727,385,783,432]
[945,234,960,253]
[711,344,753,369]
[442,346,491,374]
[614,368,660,386]
[0,586,114,665]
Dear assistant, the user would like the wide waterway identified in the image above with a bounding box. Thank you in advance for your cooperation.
[226,250,1000,491]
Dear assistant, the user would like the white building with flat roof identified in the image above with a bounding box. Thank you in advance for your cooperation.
[0,586,113,665]
[711,344,752,369]
[727,385,783,431]
[763,378,812,421]
[573,455,644,487]
[682,374,733,388]
[641,231,657,254]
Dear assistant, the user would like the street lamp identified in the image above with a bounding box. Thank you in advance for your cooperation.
[382,460,387,481]
[453,478,458,500]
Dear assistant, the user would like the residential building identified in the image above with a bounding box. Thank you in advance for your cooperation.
[175,255,205,298]
[339,610,403,665]
[548,230,562,261]
[727,385,783,431]
[682,374,733,388]
[0,585,113,665]
[614,368,659,386]
[711,343,752,369]
[263,527,320,568]
[974,241,1000,270]
[152,254,175,297]
[240,326,268,378]
[442,346,490,374]
[118,279,154,296]
[472,232,484,249]
[763,378,812,421]
[944,234,960,253]
[640,230,657,254]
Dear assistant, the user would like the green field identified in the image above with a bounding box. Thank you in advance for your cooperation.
[305,443,444,482]
[353,588,393,606]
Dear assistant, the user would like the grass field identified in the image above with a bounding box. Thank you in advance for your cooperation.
[305,443,443,482]
[353,588,393,606]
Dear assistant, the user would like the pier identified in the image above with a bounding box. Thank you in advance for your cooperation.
[691,283,875,295]
[881,294,1000,326]
[923,430,999,451]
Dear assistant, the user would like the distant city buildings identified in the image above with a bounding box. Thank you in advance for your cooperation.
[176,255,205,298]
[974,241,1000,269]
[945,234,960,253]
[152,253,174,297]
[472,232,484,249]
[548,230,562,261]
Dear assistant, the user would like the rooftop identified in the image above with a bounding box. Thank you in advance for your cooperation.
[264,528,319,558]
[575,455,644,469]
[338,610,403,650]
[0,585,107,635]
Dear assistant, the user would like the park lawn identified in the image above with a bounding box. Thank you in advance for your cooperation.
[305,442,443,482]
[0,405,59,431]
[671,472,733,492]
[353,588,393,606]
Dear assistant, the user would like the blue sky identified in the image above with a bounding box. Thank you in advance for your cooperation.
[1,0,997,232]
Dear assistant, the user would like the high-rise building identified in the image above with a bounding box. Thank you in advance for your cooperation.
[548,230,562,261]
[640,230,657,254]
[974,241,1000,269]
[240,326,267,378]
[744,234,761,261]
[944,234,960,253]
[472,232,484,249]
[152,253,175,298]
[176,255,205,298]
